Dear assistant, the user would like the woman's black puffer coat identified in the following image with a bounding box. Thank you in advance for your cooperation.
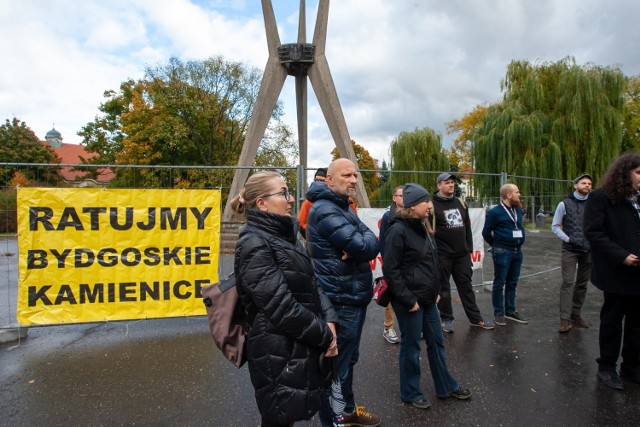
[234,209,337,424]
[382,217,440,308]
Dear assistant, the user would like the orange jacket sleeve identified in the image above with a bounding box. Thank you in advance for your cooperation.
[298,200,313,231]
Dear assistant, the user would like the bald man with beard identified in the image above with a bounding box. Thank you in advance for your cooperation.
[482,184,528,326]
[306,158,381,427]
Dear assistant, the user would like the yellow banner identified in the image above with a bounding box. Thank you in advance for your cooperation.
[16,188,220,325]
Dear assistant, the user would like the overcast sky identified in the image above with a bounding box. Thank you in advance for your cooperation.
[2,0,639,168]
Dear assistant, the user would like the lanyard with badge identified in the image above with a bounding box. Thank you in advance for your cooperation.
[501,201,523,239]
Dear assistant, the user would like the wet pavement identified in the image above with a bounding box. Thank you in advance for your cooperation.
[2,230,640,426]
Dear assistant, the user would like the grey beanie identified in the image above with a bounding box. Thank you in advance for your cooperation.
[403,183,431,208]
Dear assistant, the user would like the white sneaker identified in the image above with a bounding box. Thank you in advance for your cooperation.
[383,328,399,344]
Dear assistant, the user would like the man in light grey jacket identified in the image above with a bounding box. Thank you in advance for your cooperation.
[551,173,593,333]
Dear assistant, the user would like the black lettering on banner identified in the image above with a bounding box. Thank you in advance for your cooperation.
[190,207,212,229]
[195,247,210,264]
[27,205,211,232]
[28,285,52,306]
[29,207,55,231]
[137,208,156,230]
[110,207,134,231]
[143,247,161,266]
[27,279,213,306]
[119,282,137,302]
[97,248,118,267]
[194,279,209,298]
[83,207,107,230]
[108,283,115,303]
[79,283,104,303]
[184,247,191,265]
[51,248,72,268]
[121,248,141,267]
[161,207,187,230]
[173,280,192,299]
[26,246,212,269]
[55,285,77,305]
[140,281,159,301]
[27,250,48,269]
[57,207,84,231]
[163,247,182,265]
[163,281,171,300]
[75,248,95,268]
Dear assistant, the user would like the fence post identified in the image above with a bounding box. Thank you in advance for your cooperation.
[500,172,508,186]
[296,164,305,213]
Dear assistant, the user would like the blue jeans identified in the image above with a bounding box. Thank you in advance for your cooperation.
[491,246,523,315]
[319,304,367,426]
[391,301,460,400]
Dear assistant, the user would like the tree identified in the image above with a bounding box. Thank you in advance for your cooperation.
[374,127,449,205]
[471,57,625,205]
[622,75,640,152]
[79,56,274,189]
[0,117,61,187]
[446,104,489,172]
[254,122,299,191]
[379,159,390,186]
[331,140,381,202]
[77,85,131,166]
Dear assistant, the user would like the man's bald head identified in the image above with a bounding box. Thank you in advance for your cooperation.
[327,158,358,199]
[500,183,521,207]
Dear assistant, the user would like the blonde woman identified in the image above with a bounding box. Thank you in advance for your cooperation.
[230,171,338,427]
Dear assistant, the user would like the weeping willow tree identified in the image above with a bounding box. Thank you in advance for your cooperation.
[374,127,449,206]
[472,57,625,207]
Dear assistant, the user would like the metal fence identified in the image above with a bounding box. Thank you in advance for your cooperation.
[1,162,574,330]
[1,162,576,232]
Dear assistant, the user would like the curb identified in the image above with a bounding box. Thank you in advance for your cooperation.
[0,327,29,344]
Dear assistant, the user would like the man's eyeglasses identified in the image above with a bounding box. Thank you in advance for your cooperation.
[262,189,291,200]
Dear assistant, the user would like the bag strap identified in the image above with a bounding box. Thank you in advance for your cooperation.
[217,273,236,293]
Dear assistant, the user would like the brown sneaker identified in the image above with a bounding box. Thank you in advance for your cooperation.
[343,406,381,427]
[558,319,572,333]
[571,314,590,328]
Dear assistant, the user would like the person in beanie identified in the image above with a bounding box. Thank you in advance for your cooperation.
[584,152,640,390]
[383,183,471,410]
[431,172,494,332]
[551,173,593,333]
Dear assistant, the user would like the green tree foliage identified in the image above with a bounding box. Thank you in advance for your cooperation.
[0,118,61,187]
[331,140,381,203]
[446,104,489,172]
[622,75,640,152]
[78,86,131,166]
[374,127,449,206]
[472,57,625,203]
[379,159,390,185]
[79,56,276,189]
[254,122,299,192]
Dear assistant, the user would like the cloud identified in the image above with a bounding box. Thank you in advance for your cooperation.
[1,0,639,170]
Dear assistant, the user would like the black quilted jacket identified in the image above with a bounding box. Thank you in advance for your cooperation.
[234,209,337,424]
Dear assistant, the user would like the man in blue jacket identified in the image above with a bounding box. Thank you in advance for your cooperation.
[482,183,527,326]
[307,158,381,427]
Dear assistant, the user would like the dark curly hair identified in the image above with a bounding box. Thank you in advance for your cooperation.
[598,151,640,202]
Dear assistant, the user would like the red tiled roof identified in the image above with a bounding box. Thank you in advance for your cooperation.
[47,142,115,182]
